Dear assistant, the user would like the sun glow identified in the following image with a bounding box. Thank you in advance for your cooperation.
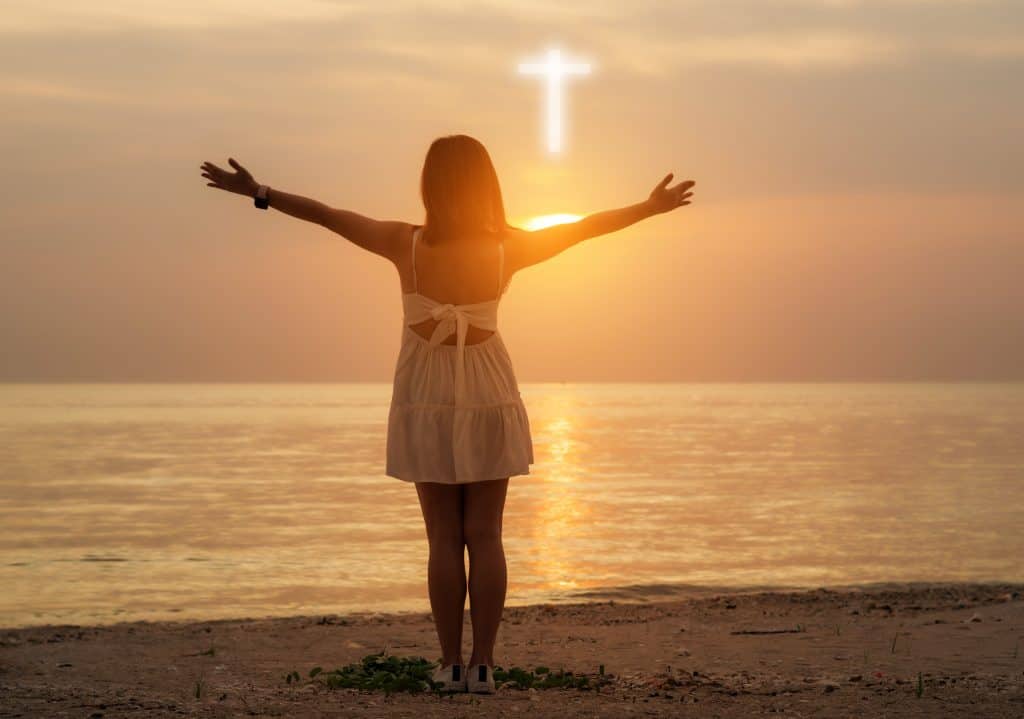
[520,213,583,231]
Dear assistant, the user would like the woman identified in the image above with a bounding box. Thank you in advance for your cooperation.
[199,135,694,693]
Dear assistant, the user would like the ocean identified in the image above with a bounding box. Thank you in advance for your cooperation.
[1,382,1022,628]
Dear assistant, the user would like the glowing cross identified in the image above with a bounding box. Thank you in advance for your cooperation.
[518,47,591,154]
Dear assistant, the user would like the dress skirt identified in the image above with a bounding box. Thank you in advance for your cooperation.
[386,325,534,484]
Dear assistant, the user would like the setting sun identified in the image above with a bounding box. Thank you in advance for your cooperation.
[520,213,583,231]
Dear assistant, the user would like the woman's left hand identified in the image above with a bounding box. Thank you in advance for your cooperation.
[645,173,695,215]
[200,158,259,197]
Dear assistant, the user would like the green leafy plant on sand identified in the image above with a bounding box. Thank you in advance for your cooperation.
[492,664,613,690]
[285,652,615,695]
[314,653,439,694]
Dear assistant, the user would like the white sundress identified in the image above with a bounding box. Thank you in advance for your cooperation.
[385,226,534,484]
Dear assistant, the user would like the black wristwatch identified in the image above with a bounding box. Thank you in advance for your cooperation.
[254,184,270,210]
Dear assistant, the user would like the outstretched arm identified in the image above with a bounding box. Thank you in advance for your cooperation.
[505,173,695,272]
[200,158,405,260]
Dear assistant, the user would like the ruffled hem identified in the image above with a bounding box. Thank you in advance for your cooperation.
[386,466,532,485]
[386,397,534,484]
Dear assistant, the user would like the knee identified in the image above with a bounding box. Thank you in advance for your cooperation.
[463,518,502,549]
[426,524,465,555]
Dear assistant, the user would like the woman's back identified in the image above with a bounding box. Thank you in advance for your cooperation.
[400,225,511,346]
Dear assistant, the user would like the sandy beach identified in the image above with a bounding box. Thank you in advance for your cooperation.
[2,581,1022,717]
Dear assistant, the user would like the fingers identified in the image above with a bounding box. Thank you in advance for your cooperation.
[670,188,694,210]
[200,159,248,178]
[200,161,224,189]
[199,160,239,190]
[673,181,696,208]
[655,172,674,191]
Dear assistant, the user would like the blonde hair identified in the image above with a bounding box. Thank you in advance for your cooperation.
[420,134,507,244]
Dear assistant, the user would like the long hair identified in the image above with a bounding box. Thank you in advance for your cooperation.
[420,134,507,244]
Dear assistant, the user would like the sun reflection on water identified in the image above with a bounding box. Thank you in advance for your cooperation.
[526,393,592,591]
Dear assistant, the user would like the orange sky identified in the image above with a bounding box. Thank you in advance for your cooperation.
[1,1,1022,381]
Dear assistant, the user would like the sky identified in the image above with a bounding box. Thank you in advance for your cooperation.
[1,0,1022,381]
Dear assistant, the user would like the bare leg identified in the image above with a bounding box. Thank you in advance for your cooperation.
[463,477,509,667]
[415,481,466,666]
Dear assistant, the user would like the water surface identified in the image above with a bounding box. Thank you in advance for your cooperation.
[1,383,1022,628]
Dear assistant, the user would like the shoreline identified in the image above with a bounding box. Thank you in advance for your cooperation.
[8,578,1018,633]
[2,581,1022,717]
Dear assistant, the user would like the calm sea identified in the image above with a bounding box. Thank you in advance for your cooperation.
[1,383,1022,628]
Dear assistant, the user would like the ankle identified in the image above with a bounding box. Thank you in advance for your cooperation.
[468,656,494,667]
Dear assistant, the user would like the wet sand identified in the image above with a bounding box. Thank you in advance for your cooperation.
[1,582,1022,718]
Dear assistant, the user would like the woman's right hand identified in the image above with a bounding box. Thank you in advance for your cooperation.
[200,157,260,197]
[646,173,695,215]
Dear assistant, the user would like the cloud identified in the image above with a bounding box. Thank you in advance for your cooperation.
[578,0,1024,73]
[0,0,359,32]
[3,0,1023,73]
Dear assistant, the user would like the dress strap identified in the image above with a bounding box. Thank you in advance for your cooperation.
[496,239,504,298]
[410,226,420,292]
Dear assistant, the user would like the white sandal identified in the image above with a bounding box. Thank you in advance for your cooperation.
[430,663,467,692]
[466,663,496,694]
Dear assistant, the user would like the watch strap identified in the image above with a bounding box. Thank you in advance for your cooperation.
[254,184,270,210]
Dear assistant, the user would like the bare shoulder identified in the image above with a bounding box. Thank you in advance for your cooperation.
[375,220,418,267]
[500,225,534,273]
[386,221,418,256]
[390,222,418,277]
